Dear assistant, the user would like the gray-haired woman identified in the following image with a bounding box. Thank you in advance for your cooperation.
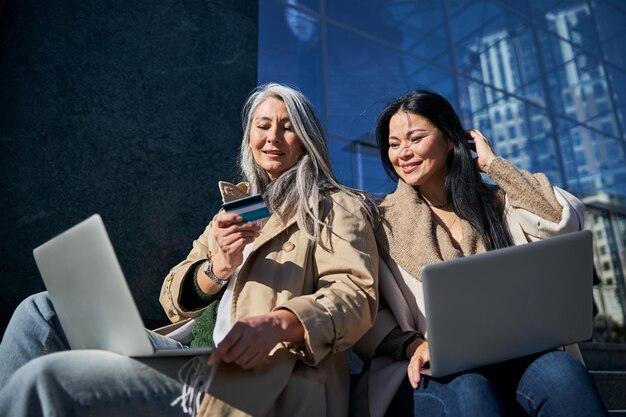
[0,83,379,417]
[160,82,379,416]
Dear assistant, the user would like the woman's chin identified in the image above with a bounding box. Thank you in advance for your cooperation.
[397,174,423,187]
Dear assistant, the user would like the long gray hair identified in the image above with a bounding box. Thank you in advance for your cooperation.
[239,83,375,245]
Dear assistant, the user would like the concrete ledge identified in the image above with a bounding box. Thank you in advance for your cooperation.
[591,370,626,410]
[580,342,626,371]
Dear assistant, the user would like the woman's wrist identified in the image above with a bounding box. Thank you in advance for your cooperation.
[196,259,231,295]
[404,335,425,360]
[271,309,305,344]
[481,156,496,172]
[193,264,225,301]
[210,252,236,280]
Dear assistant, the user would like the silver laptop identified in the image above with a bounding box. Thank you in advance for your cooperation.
[421,230,593,378]
[33,214,212,359]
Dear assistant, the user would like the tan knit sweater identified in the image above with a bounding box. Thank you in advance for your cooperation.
[374,157,562,359]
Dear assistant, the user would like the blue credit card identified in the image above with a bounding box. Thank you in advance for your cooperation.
[221,194,271,222]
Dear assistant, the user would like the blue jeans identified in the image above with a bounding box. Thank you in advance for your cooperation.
[0,292,188,417]
[385,351,607,417]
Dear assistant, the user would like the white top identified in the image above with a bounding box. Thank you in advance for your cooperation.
[397,264,428,339]
[213,243,253,346]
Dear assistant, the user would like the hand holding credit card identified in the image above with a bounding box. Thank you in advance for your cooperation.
[221,194,271,222]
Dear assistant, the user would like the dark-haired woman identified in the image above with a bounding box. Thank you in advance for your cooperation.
[352,89,607,417]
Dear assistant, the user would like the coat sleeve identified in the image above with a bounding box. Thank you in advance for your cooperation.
[486,158,585,242]
[159,218,219,324]
[278,192,379,366]
[486,157,563,223]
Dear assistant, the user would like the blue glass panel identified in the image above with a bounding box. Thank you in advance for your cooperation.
[458,76,565,186]
[593,0,626,69]
[284,0,319,13]
[535,29,619,138]
[530,0,602,54]
[352,141,396,195]
[326,0,450,67]
[448,0,546,105]
[587,205,626,341]
[258,0,324,119]
[447,0,531,20]
[328,135,396,195]
[606,64,626,136]
[325,25,454,140]
[327,135,356,187]
[485,0,531,16]
[557,117,626,198]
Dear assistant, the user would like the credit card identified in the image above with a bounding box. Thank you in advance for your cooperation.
[221,194,271,222]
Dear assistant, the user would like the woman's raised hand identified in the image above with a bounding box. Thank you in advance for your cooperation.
[211,212,261,278]
[466,129,496,172]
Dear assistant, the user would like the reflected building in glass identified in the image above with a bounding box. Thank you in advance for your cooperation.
[258,0,626,340]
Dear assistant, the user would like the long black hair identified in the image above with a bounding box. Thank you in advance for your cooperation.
[375,89,513,251]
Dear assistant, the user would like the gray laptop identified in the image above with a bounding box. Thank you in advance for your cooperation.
[421,230,593,378]
[33,214,212,359]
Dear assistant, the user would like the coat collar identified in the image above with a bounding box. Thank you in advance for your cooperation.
[376,179,483,280]
[251,213,298,252]
[218,181,250,203]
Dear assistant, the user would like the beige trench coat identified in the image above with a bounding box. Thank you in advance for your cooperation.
[160,182,379,417]
[352,186,585,417]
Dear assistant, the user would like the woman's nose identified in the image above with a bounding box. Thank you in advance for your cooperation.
[266,128,280,143]
[399,144,413,159]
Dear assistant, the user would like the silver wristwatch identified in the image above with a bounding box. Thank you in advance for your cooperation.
[202,258,229,286]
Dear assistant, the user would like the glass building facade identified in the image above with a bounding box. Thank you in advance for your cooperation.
[258,0,626,342]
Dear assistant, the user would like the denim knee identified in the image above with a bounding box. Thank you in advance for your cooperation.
[448,372,501,413]
[517,351,607,416]
[450,372,494,397]
[0,353,76,416]
[520,351,589,396]
[2,350,184,415]
[9,352,69,389]
[14,291,55,321]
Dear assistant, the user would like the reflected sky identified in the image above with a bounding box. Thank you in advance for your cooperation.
[259,0,626,200]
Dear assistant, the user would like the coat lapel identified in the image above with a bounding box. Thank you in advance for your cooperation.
[250,213,297,254]
[376,180,444,280]
[376,180,484,281]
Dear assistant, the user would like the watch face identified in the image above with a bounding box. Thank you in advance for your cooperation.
[202,259,211,275]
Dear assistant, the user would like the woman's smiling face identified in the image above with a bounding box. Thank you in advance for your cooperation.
[249,97,303,181]
[387,111,452,188]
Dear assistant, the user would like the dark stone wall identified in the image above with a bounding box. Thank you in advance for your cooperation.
[0,0,258,335]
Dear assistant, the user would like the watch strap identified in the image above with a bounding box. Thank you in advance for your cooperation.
[202,258,229,286]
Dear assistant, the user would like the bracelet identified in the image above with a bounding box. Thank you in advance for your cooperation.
[202,258,230,286]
